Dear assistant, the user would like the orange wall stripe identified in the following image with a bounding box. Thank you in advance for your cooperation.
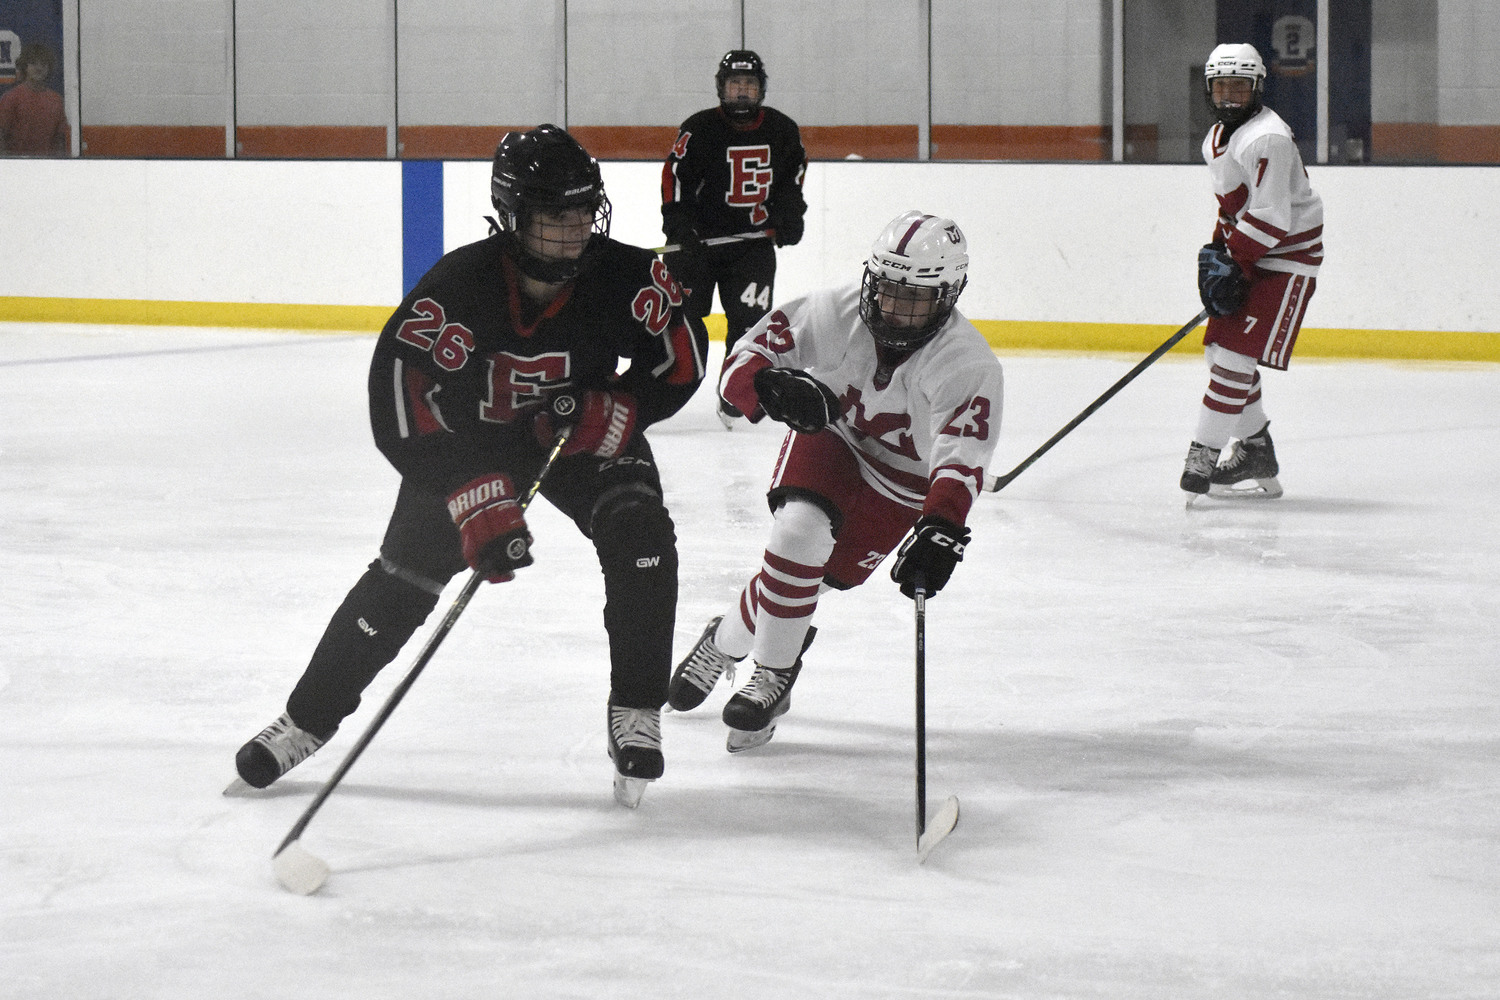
[235,125,388,159]
[81,125,225,158]
[399,125,518,159]
[1372,122,1439,161]
[800,124,918,160]
[1435,125,1500,164]
[932,125,1108,161]
[61,122,1500,164]
[568,125,680,160]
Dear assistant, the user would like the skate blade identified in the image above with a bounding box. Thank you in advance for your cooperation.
[917,796,961,863]
[1209,475,1282,499]
[726,725,776,753]
[613,773,652,809]
[223,777,257,797]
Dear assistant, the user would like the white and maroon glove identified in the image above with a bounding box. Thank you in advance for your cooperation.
[445,474,532,583]
[534,390,638,458]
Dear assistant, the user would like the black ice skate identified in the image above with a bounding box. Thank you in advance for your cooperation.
[1179,441,1222,503]
[233,712,334,790]
[1210,422,1282,498]
[722,626,816,753]
[667,615,742,711]
[607,701,663,808]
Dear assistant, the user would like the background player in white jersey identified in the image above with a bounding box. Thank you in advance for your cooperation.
[1182,43,1324,499]
[665,211,1004,751]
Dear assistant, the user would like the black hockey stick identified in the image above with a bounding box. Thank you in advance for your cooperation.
[914,580,960,862]
[648,230,772,255]
[983,308,1209,492]
[271,426,572,895]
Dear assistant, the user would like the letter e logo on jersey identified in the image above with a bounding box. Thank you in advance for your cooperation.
[725,146,773,226]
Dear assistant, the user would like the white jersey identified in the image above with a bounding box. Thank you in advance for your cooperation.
[722,282,1004,514]
[1202,106,1323,276]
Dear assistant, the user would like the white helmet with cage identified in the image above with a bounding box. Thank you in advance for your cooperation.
[858,211,969,350]
[1203,43,1266,128]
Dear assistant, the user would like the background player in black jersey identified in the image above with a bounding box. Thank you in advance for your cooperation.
[235,125,708,808]
[661,49,808,427]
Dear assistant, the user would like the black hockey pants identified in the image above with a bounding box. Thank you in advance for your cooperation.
[285,436,678,735]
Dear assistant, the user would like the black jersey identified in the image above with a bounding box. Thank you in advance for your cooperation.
[369,234,707,496]
[661,106,807,239]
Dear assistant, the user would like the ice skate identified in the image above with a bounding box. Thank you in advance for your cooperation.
[1210,422,1282,498]
[607,702,663,808]
[722,627,815,752]
[233,712,334,790]
[1179,441,1222,505]
[667,615,742,711]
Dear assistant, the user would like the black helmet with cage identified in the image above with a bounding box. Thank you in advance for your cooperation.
[715,50,767,123]
[490,124,612,283]
[858,211,970,351]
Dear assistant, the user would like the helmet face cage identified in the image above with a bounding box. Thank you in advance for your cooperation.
[491,125,612,282]
[1203,43,1266,129]
[858,212,969,351]
[716,50,766,121]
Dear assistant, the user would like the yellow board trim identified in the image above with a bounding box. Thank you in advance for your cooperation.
[0,296,390,332]
[3,297,1497,361]
[970,319,1500,362]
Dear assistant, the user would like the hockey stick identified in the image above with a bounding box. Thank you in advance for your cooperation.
[983,308,1210,492]
[913,581,960,863]
[271,426,572,895]
[648,230,771,255]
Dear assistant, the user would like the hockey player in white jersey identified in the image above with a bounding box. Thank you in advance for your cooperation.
[1182,42,1323,500]
[667,211,1004,751]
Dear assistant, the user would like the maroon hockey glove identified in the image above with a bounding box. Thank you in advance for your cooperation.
[890,515,970,599]
[446,474,533,583]
[535,390,638,459]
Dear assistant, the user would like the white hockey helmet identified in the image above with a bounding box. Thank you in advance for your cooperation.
[859,211,969,350]
[1203,43,1266,128]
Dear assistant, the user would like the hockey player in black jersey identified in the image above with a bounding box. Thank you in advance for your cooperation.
[661,49,808,427]
[235,125,708,808]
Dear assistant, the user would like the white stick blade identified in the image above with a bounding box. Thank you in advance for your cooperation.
[273,840,330,895]
[917,795,961,863]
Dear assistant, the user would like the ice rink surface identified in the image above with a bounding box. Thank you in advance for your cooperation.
[2,322,1497,999]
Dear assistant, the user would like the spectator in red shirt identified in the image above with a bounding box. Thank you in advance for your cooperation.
[0,43,69,156]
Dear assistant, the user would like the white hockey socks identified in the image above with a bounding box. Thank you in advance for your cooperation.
[717,499,834,669]
[1195,345,1266,449]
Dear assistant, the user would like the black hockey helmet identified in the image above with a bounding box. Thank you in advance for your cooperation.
[490,124,612,283]
[716,50,766,123]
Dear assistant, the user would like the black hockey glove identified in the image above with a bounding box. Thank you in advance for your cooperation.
[890,516,970,599]
[1198,243,1251,318]
[768,203,804,247]
[664,222,705,257]
[753,366,841,433]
